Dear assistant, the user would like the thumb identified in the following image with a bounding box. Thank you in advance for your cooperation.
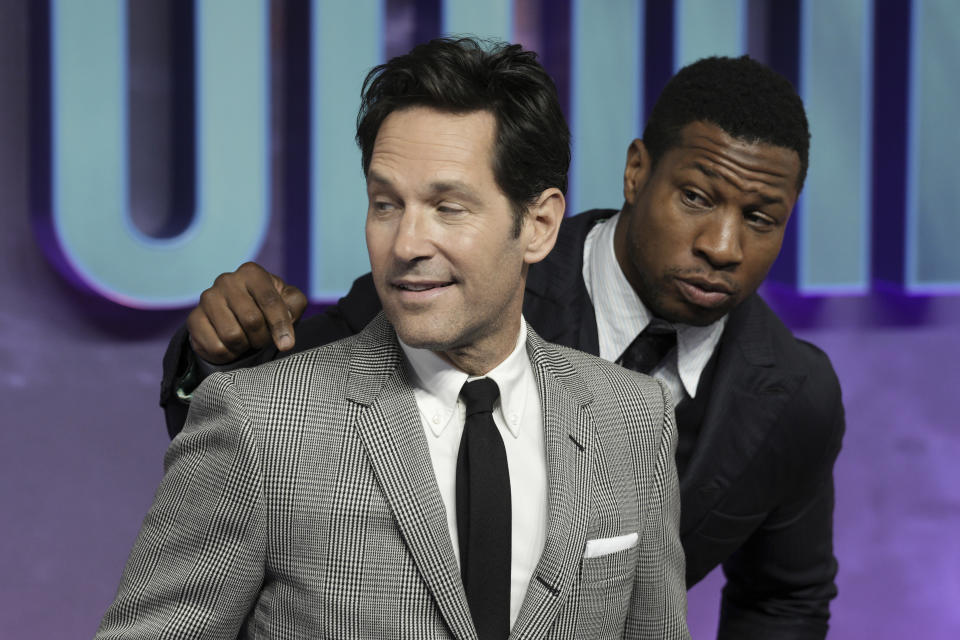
[278,281,308,323]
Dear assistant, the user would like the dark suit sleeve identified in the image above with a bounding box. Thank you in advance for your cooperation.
[716,375,845,640]
[159,273,381,439]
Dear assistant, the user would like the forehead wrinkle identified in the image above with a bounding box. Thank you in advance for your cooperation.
[426,180,484,204]
[367,108,501,206]
[369,134,492,185]
[367,170,393,187]
[367,168,485,207]
[686,138,793,178]
[370,135,486,171]
[428,179,470,190]
[684,152,790,206]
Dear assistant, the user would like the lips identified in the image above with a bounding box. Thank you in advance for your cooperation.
[675,276,735,309]
[393,280,453,292]
[389,278,456,305]
[679,276,734,295]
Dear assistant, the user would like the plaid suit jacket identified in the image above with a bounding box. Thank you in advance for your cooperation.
[99,314,688,639]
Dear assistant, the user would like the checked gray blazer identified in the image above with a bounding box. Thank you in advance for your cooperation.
[97,314,689,639]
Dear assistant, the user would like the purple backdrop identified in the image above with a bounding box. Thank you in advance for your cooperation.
[2,1,959,638]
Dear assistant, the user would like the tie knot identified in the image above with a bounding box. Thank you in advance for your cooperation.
[460,378,500,417]
[643,318,675,337]
[618,320,677,375]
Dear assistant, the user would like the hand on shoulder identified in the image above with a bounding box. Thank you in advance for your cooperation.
[187,262,307,364]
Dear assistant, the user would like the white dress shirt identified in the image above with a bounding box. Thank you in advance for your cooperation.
[582,212,726,404]
[399,318,546,628]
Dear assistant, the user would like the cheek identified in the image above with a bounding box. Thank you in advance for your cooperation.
[365,231,392,277]
[744,242,782,278]
[630,223,671,275]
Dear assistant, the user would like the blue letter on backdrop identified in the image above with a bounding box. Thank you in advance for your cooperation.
[48,0,268,308]
[309,0,384,300]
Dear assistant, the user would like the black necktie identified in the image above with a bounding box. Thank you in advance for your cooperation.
[456,378,511,640]
[617,320,677,374]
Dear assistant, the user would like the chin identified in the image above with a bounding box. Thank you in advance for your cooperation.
[390,316,458,351]
[657,301,726,327]
[681,305,732,326]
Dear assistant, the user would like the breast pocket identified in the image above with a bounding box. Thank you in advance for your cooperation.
[573,545,637,639]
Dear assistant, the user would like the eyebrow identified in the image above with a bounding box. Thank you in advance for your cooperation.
[366,171,395,190]
[690,162,785,206]
[367,171,484,205]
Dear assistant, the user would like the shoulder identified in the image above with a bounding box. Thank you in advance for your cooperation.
[286,273,382,355]
[748,296,841,399]
[199,329,376,429]
[233,331,360,386]
[544,340,671,424]
[550,209,618,259]
[556,343,662,392]
[537,342,674,486]
[727,296,845,447]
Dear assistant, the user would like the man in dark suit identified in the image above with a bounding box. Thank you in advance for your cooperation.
[102,38,689,639]
[161,56,844,638]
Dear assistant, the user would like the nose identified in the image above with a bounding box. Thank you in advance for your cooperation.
[392,207,436,263]
[693,209,743,270]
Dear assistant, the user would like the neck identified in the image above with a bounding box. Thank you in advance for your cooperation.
[437,317,522,376]
[612,206,633,283]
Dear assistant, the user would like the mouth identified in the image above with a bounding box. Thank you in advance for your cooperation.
[390,279,456,303]
[675,276,735,309]
[393,280,454,292]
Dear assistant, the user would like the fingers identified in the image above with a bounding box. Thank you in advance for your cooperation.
[187,302,245,364]
[253,273,294,352]
[278,279,308,323]
[185,262,305,364]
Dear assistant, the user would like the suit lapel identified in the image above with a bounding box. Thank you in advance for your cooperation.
[346,315,476,640]
[524,210,617,356]
[510,330,595,639]
[345,317,601,638]
[678,297,807,536]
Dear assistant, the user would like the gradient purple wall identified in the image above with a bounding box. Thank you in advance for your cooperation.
[2,1,958,638]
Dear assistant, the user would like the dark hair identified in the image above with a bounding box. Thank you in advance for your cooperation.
[643,55,810,191]
[356,37,570,235]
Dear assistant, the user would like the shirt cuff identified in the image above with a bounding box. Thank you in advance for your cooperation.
[175,349,264,401]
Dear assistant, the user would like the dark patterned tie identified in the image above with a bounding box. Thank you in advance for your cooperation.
[617,319,677,374]
[456,378,510,640]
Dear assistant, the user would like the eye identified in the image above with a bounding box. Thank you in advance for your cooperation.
[680,188,710,208]
[744,210,776,230]
[437,202,467,215]
[373,200,398,212]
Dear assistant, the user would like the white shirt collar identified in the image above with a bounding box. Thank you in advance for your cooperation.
[583,212,726,398]
[399,318,531,439]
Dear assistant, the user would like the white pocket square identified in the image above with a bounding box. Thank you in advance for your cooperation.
[583,532,639,558]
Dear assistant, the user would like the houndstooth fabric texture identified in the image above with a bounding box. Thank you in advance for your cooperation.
[96,313,688,639]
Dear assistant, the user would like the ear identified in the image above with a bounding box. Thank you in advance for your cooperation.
[623,138,652,205]
[522,187,565,265]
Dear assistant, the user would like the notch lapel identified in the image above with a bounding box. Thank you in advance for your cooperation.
[678,297,806,536]
[510,331,595,639]
[346,315,476,640]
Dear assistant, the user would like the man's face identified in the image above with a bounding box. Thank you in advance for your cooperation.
[615,121,801,326]
[366,107,542,368]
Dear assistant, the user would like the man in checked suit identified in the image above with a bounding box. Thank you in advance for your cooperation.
[99,38,689,639]
[159,55,845,639]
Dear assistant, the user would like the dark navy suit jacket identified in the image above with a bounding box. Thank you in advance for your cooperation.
[161,209,845,639]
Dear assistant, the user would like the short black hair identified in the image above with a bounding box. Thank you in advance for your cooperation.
[643,55,810,191]
[356,37,570,235]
